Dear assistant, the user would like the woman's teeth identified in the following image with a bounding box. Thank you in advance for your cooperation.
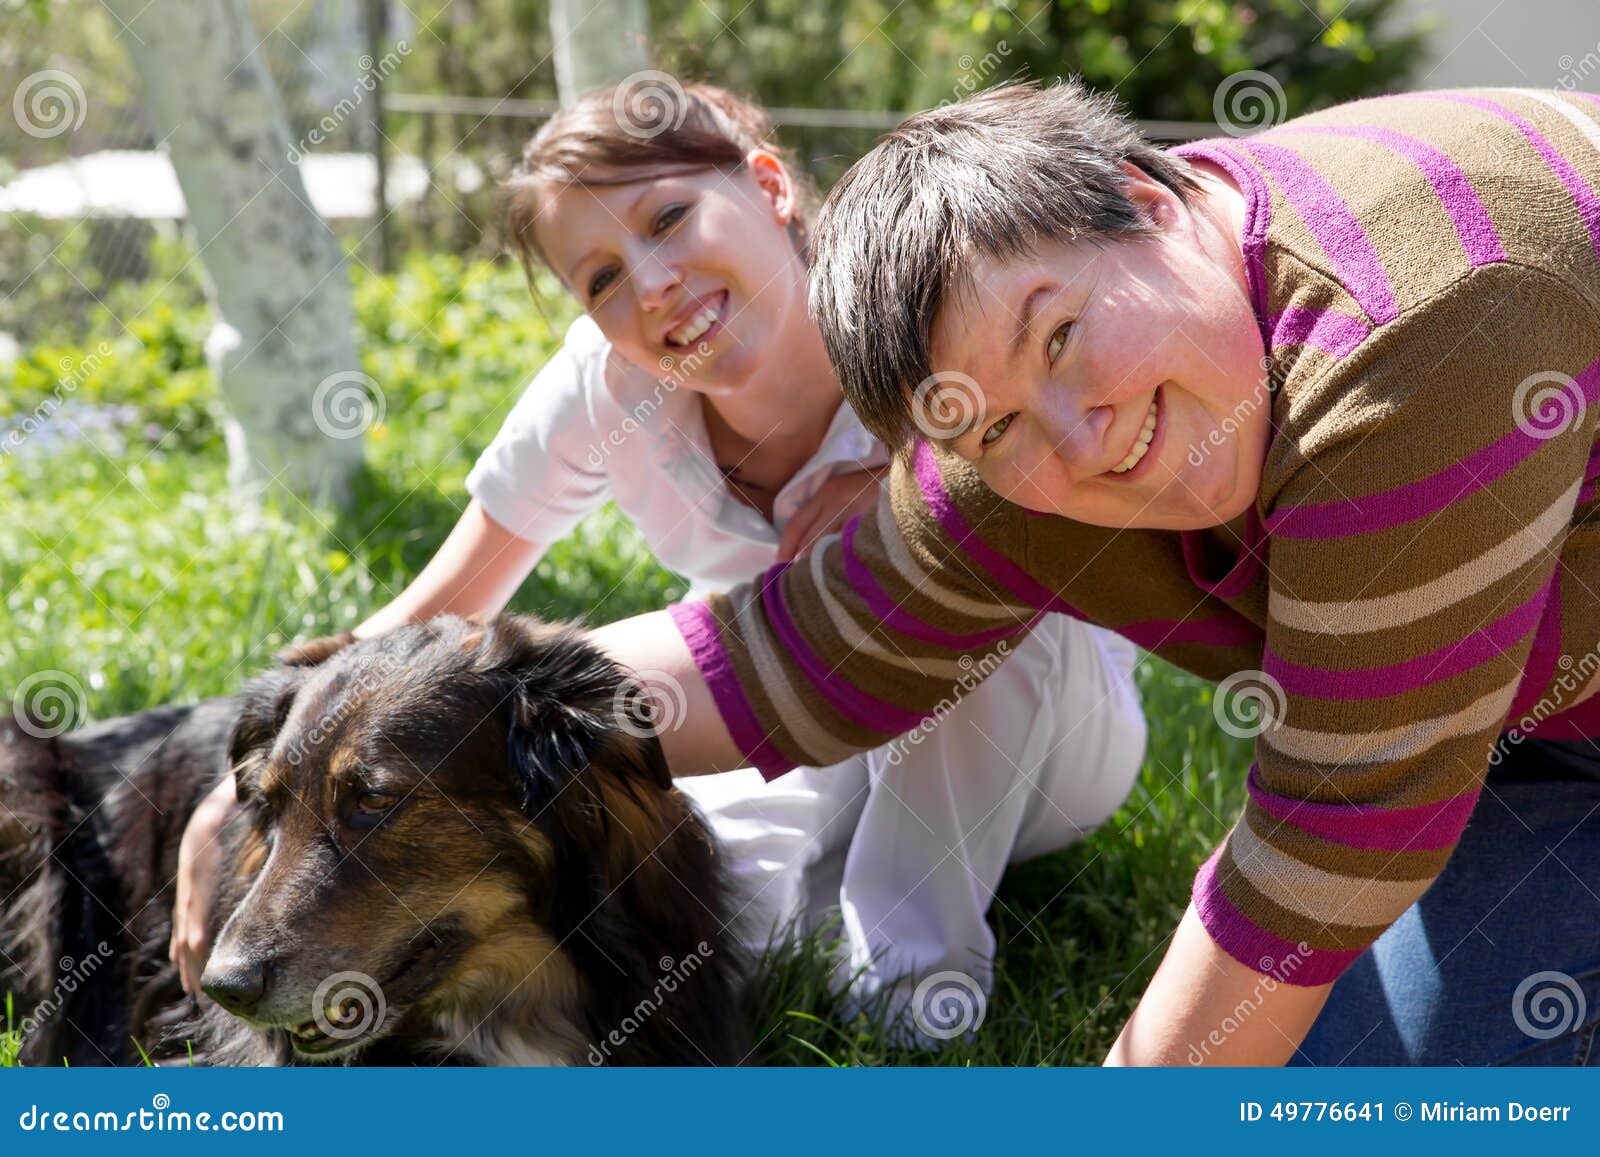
[667,305,717,346]
[1110,394,1159,474]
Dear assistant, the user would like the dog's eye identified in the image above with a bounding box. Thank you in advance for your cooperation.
[356,790,398,814]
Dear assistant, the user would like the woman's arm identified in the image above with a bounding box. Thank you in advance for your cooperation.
[605,447,1045,780]
[355,498,545,638]
[590,610,746,774]
[1106,903,1332,1066]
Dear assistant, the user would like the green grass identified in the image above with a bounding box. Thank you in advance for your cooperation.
[0,252,1251,1066]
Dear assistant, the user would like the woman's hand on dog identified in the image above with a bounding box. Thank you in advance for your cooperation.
[775,466,888,563]
[171,774,239,998]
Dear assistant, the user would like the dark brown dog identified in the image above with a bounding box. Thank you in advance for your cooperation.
[0,615,747,1066]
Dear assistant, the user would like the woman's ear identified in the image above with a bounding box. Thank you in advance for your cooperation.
[1118,160,1182,229]
[746,148,796,226]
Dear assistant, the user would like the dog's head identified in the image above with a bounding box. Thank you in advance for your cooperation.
[198,615,742,1065]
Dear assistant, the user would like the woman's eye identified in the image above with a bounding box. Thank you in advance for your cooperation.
[981,413,1015,446]
[1047,321,1073,362]
[653,204,687,234]
[588,267,617,299]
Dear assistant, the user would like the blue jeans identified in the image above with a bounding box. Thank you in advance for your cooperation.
[1291,736,1600,1066]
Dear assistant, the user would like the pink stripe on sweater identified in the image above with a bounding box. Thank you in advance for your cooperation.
[1268,306,1372,358]
[1117,613,1261,652]
[1281,124,1506,266]
[1264,583,1545,700]
[913,441,1069,613]
[1245,766,1480,853]
[1510,569,1564,720]
[838,516,1026,650]
[668,600,795,779]
[1173,141,1275,348]
[1526,691,1600,740]
[1192,844,1363,986]
[1234,138,1400,325]
[1265,360,1600,538]
[756,563,929,737]
[1417,93,1600,261]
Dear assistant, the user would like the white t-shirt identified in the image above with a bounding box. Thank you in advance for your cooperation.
[466,316,889,596]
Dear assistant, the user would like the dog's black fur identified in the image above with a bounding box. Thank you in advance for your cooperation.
[0,616,747,1066]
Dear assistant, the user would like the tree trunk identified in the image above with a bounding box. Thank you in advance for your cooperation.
[106,0,366,505]
[550,0,653,105]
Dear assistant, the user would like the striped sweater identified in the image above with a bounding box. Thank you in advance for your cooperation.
[669,89,1600,986]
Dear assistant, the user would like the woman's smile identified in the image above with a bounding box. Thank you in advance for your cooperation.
[1105,385,1163,479]
[663,288,729,349]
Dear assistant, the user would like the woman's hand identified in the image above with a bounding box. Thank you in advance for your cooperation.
[354,499,544,639]
[775,466,888,563]
[169,774,240,998]
[1104,902,1333,1066]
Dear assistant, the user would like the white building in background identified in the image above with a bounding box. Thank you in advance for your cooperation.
[1401,0,1600,89]
[0,150,483,221]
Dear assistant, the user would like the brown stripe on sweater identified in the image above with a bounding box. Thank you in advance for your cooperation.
[1212,838,1401,952]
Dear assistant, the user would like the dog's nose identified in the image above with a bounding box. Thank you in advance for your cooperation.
[201,956,267,1017]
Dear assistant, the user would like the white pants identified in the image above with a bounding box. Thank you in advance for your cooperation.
[675,615,1147,1022]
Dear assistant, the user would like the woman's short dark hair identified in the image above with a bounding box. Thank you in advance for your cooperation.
[808,77,1199,454]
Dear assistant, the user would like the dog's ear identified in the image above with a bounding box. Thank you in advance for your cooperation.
[227,667,304,774]
[274,630,357,668]
[503,688,613,819]
[484,619,672,815]
[487,621,746,1064]
[227,631,350,775]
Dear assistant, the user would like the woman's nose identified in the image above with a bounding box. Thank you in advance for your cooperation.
[1040,403,1116,481]
[631,253,680,314]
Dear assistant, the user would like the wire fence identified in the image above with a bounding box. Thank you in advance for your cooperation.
[0,5,1220,348]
